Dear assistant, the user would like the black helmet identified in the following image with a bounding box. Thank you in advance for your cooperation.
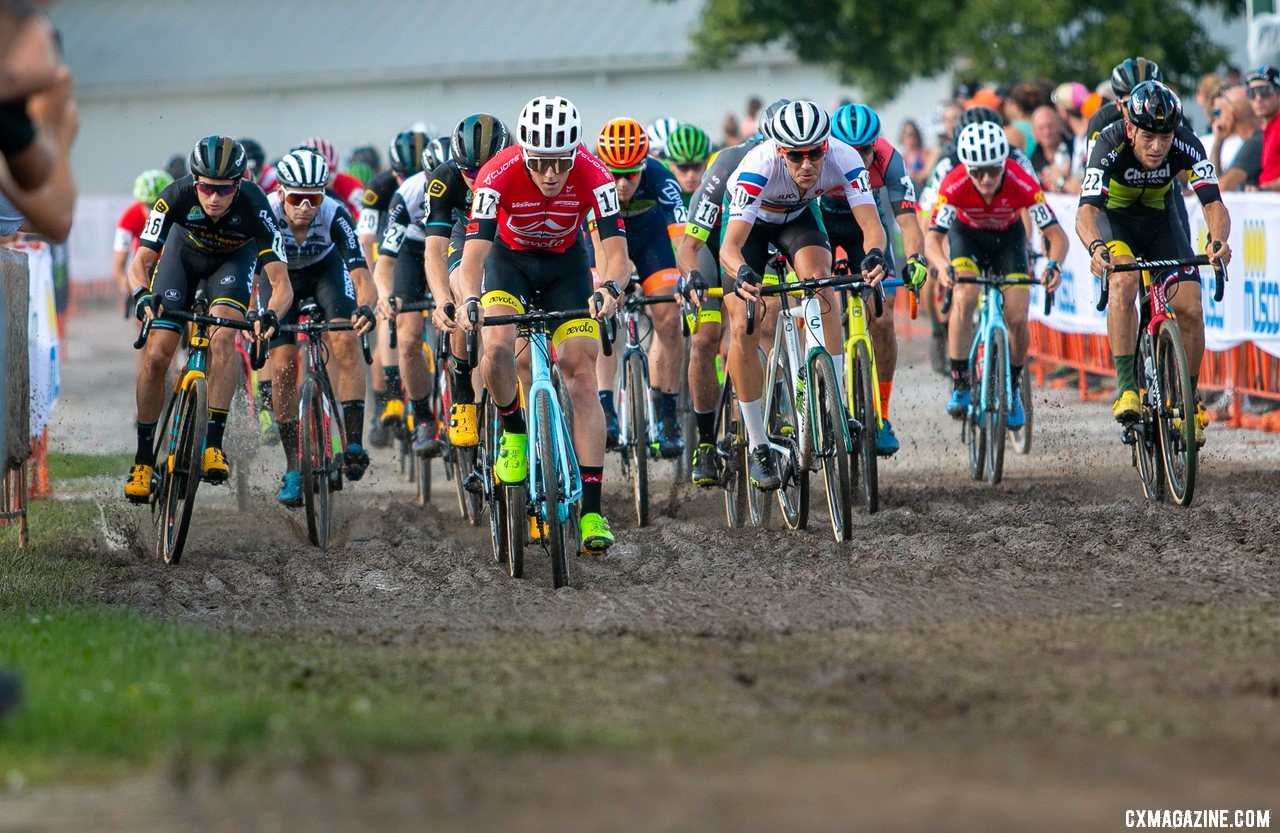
[388,129,429,177]
[349,144,381,171]
[1126,80,1182,134]
[450,113,511,170]
[238,138,265,170]
[426,136,451,170]
[1111,57,1163,98]
[953,106,1002,143]
[189,135,247,179]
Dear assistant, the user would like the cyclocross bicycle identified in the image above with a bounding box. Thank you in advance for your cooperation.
[387,296,449,505]
[945,266,1051,485]
[480,303,615,589]
[1098,254,1225,506]
[134,290,265,565]
[279,298,373,549]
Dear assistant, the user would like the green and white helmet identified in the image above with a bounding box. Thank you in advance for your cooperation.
[133,169,173,205]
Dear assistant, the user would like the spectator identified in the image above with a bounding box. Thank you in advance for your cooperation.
[897,119,928,190]
[1209,83,1257,187]
[1195,72,1227,132]
[1225,65,1280,191]
[923,100,963,175]
[1052,81,1090,186]
[1030,105,1075,192]
[739,95,763,137]
[1224,65,1243,86]
[721,112,741,146]
[1004,81,1047,158]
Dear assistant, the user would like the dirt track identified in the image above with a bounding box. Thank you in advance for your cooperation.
[10,305,1280,831]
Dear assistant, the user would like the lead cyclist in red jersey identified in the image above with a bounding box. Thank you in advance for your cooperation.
[456,95,627,553]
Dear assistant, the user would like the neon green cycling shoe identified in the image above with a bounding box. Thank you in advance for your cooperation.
[495,432,527,485]
[579,512,615,554]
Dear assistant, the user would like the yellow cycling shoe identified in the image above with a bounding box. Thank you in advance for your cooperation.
[202,447,230,483]
[380,398,405,426]
[124,464,153,504]
[495,432,527,485]
[529,515,547,541]
[1175,401,1210,448]
[1112,389,1140,424]
[448,403,479,448]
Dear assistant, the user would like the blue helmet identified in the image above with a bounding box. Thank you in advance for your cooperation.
[831,103,881,147]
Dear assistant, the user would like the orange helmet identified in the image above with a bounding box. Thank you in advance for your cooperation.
[596,118,649,171]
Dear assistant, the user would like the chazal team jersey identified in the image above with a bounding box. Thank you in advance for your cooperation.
[422,161,473,237]
[725,137,876,226]
[929,159,1059,233]
[356,169,400,241]
[266,192,366,272]
[378,171,429,257]
[1080,120,1220,213]
[466,144,624,252]
[684,136,764,242]
[138,176,284,266]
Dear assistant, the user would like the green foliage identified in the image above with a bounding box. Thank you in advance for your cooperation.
[680,0,1244,102]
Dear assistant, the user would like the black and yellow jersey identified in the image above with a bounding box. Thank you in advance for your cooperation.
[1080,120,1220,213]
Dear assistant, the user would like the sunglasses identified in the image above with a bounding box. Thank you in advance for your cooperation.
[969,165,1004,181]
[1247,86,1277,100]
[612,168,642,181]
[855,143,876,155]
[781,144,827,164]
[674,162,705,173]
[524,154,575,174]
[194,181,239,196]
[458,165,480,178]
[283,190,323,207]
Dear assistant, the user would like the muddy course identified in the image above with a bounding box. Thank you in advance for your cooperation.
[5,306,1278,832]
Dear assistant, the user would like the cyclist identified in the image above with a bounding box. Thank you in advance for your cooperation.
[646,117,680,160]
[372,134,442,458]
[1087,58,1165,146]
[1076,80,1231,444]
[112,169,172,317]
[238,138,272,190]
[456,95,626,553]
[666,123,712,202]
[926,122,1068,427]
[358,129,427,447]
[676,98,790,486]
[263,149,376,506]
[301,137,364,216]
[720,99,887,490]
[124,135,292,502]
[421,113,512,449]
[822,103,929,456]
[593,117,689,457]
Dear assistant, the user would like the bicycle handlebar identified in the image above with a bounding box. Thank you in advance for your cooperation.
[279,318,374,365]
[385,295,435,351]
[745,273,880,335]
[481,306,616,357]
[1096,254,1225,311]
[133,308,270,369]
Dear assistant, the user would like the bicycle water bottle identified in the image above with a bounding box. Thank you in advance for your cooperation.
[795,366,807,416]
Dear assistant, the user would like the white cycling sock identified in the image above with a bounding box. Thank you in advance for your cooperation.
[740,397,767,449]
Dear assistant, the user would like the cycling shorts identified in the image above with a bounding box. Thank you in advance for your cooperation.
[481,238,593,324]
[259,248,358,349]
[731,206,829,286]
[624,208,680,294]
[148,228,254,332]
[1097,209,1197,280]
[819,206,898,297]
[391,238,431,304]
[947,224,1029,280]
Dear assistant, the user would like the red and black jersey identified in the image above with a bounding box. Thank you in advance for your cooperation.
[465,144,625,252]
[929,159,1058,233]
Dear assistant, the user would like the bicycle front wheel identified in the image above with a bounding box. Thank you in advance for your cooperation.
[623,352,650,527]
[966,346,986,481]
[1156,320,1197,505]
[156,378,207,566]
[850,340,878,514]
[763,342,805,529]
[984,336,1008,486]
[299,375,333,549]
[811,352,852,541]
[716,376,746,528]
[535,392,571,589]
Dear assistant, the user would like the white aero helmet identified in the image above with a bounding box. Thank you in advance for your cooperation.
[645,117,680,158]
[956,121,1009,168]
[517,95,582,154]
[769,100,831,148]
[276,148,329,189]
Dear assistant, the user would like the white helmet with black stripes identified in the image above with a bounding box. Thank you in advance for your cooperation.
[276,148,329,189]
[769,100,831,149]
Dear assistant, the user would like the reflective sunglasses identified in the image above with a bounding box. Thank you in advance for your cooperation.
[458,165,480,178]
[612,168,642,181]
[1247,85,1277,100]
[283,190,323,207]
[781,144,827,164]
[524,154,576,174]
[969,165,1004,181]
[194,181,239,196]
[674,162,706,173]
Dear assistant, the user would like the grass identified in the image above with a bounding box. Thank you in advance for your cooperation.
[47,453,134,483]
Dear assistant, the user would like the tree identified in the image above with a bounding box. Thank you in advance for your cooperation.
[678,0,1245,103]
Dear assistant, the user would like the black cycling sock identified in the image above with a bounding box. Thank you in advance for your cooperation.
[411,397,433,423]
[135,422,157,466]
[950,359,971,391]
[598,390,616,417]
[1011,364,1023,390]
[657,392,679,423]
[278,420,300,471]
[206,409,228,449]
[341,401,364,447]
[581,465,604,516]
[696,410,716,445]
[383,366,403,399]
[497,395,526,433]
[257,380,273,411]
[1191,374,1199,394]
[451,359,474,404]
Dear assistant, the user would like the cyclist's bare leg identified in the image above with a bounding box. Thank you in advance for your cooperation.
[558,335,605,468]
[723,292,763,401]
[1003,287,1031,366]
[270,344,301,420]
[1104,257,1139,366]
[325,329,366,402]
[868,301,898,380]
[480,305,520,410]
[395,310,430,401]
[207,304,245,411]
[791,245,841,355]
[689,320,722,413]
[645,274,682,395]
[947,276,980,360]
[595,333,617,395]
[136,328,181,423]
